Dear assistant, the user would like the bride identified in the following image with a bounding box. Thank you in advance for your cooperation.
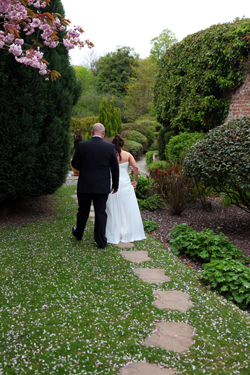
[106,134,146,244]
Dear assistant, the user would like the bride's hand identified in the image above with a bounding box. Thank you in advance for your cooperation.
[131,181,137,189]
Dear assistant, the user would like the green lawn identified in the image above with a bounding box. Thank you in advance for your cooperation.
[0,185,249,374]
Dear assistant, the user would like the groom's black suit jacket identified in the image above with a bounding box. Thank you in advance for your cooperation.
[72,137,119,194]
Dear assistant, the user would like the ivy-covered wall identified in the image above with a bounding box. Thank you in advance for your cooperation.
[154,18,250,133]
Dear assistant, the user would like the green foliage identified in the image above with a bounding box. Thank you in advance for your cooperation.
[168,223,245,262]
[143,220,158,232]
[148,160,167,171]
[165,131,205,162]
[96,46,139,97]
[121,123,155,150]
[73,65,96,93]
[98,97,122,137]
[135,175,153,199]
[145,150,158,166]
[150,28,178,61]
[125,57,157,121]
[154,19,250,133]
[70,116,98,136]
[121,130,148,152]
[199,259,250,309]
[158,128,176,160]
[184,117,250,213]
[123,140,143,160]
[0,0,80,204]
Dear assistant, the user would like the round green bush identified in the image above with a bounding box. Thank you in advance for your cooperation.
[184,117,250,212]
[121,130,148,152]
[70,116,98,135]
[121,123,155,150]
[145,150,158,166]
[165,131,204,162]
[149,160,167,171]
[123,140,143,160]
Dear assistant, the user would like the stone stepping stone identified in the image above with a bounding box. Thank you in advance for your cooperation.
[153,290,194,312]
[143,321,194,353]
[119,362,176,375]
[89,211,95,217]
[117,242,134,248]
[90,205,94,211]
[133,268,170,284]
[90,219,95,223]
[71,194,77,199]
[121,250,151,263]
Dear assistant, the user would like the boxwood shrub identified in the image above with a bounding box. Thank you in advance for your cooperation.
[123,140,143,160]
[121,123,155,150]
[165,131,204,162]
[121,130,148,152]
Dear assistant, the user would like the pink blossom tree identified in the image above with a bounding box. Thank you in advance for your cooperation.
[0,0,93,79]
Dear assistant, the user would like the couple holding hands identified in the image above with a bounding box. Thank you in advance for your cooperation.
[72,123,145,248]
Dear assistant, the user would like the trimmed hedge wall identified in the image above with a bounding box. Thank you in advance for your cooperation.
[154,18,250,133]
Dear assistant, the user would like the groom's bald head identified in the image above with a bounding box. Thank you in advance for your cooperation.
[92,123,105,138]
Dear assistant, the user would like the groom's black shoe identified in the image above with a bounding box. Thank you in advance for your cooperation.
[72,227,82,241]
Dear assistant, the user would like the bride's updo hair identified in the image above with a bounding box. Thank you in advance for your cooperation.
[112,134,124,161]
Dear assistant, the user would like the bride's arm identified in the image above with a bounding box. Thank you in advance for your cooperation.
[128,153,138,189]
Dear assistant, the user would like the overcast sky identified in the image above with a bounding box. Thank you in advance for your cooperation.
[62,0,249,66]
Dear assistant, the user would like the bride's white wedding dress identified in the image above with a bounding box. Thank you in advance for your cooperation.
[106,160,146,244]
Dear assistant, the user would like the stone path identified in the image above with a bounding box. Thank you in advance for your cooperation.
[70,162,195,375]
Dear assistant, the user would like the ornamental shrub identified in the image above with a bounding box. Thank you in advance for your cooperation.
[158,128,176,160]
[0,0,81,205]
[199,259,250,309]
[154,18,250,133]
[123,140,143,160]
[121,130,148,152]
[184,117,250,213]
[134,175,153,200]
[165,132,204,162]
[121,123,155,150]
[148,160,167,171]
[143,220,158,232]
[145,150,158,166]
[70,116,98,136]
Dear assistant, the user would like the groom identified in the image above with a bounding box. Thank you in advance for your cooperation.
[71,123,119,248]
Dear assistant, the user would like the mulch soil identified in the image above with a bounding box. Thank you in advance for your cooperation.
[141,196,250,272]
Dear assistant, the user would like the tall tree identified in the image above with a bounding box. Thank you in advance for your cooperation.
[125,57,157,121]
[0,0,81,205]
[98,97,122,137]
[96,46,139,97]
[150,29,177,61]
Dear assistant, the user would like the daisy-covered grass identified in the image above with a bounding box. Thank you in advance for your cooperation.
[0,185,249,374]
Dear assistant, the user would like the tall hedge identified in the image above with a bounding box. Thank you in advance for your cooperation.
[0,0,81,205]
[154,18,250,133]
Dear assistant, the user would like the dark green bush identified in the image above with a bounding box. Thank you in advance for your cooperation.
[199,259,250,309]
[154,18,250,133]
[149,160,167,171]
[138,196,163,211]
[135,176,153,199]
[158,128,176,160]
[184,117,250,213]
[165,131,204,162]
[0,0,80,205]
[121,123,155,150]
[123,140,143,160]
[121,130,148,152]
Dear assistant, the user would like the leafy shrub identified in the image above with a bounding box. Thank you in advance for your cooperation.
[123,140,143,160]
[199,259,250,309]
[135,176,153,199]
[149,160,167,171]
[70,116,98,135]
[137,119,155,131]
[184,117,250,213]
[121,123,155,150]
[165,131,204,162]
[143,220,158,232]
[155,123,162,132]
[150,160,196,215]
[168,223,245,263]
[154,19,250,133]
[121,130,148,152]
[145,150,158,166]
[138,196,164,211]
[158,128,176,160]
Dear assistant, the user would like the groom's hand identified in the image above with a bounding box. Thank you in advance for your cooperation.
[111,188,118,194]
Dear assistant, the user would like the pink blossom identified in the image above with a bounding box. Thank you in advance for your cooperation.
[15,38,24,45]
[9,43,22,56]
[0,40,5,48]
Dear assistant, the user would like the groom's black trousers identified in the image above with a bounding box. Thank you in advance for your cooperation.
[75,192,109,248]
